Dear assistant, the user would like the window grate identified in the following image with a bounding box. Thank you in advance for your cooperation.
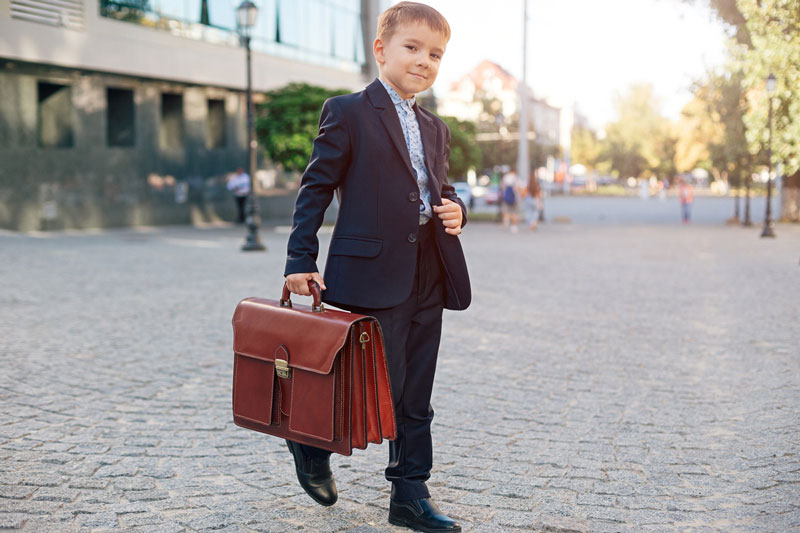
[11,0,85,31]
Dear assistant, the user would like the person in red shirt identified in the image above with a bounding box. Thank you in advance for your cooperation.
[679,178,694,224]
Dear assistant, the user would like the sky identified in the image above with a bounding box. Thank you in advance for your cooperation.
[422,0,730,129]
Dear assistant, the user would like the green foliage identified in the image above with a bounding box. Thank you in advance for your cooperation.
[571,126,604,170]
[734,0,800,176]
[600,84,674,179]
[679,71,750,186]
[439,116,482,180]
[255,83,350,172]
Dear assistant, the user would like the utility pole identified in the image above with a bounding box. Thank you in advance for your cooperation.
[517,0,530,189]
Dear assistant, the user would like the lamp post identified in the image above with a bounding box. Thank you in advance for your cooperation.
[495,112,504,222]
[237,0,265,251]
[761,73,776,238]
[743,171,752,226]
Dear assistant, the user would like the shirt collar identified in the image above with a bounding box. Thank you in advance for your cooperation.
[379,78,416,109]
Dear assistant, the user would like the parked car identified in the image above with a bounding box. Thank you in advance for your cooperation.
[452,182,473,209]
[484,184,500,205]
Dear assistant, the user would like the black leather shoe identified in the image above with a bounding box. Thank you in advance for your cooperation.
[286,440,337,506]
[388,498,461,532]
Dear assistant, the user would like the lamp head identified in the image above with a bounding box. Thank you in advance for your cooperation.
[236,0,258,37]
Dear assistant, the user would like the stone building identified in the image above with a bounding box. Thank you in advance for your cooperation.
[0,0,383,230]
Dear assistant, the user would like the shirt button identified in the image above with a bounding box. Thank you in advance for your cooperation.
[408,233,417,243]
[408,192,419,202]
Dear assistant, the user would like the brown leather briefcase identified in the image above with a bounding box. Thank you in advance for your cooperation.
[231,282,396,456]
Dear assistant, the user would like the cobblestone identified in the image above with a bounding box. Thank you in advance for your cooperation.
[1,217,799,531]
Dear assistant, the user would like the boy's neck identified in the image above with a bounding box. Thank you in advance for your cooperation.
[378,76,415,101]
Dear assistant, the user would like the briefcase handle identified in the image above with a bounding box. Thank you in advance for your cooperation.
[280,280,324,312]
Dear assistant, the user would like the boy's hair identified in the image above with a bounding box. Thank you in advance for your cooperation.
[377,1,450,43]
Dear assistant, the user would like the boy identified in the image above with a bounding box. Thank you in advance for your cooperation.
[284,3,470,532]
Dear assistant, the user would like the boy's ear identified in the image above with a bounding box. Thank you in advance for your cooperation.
[373,37,385,64]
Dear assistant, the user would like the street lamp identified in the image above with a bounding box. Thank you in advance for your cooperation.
[237,0,265,251]
[494,113,504,222]
[761,73,776,238]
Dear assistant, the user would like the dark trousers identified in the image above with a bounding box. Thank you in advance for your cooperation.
[234,195,247,223]
[296,221,445,501]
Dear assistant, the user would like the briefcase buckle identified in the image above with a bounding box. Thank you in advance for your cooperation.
[275,358,291,379]
[359,331,370,351]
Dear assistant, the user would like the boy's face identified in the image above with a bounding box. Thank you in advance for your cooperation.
[374,22,448,100]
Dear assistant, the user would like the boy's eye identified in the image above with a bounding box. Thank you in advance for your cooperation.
[431,54,441,60]
[405,45,416,51]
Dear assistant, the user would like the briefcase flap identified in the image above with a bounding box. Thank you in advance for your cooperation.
[232,297,364,374]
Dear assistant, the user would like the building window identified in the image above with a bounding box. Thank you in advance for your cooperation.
[107,87,135,147]
[160,92,184,149]
[98,0,365,72]
[38,82,74,148]
[206,98,226,149]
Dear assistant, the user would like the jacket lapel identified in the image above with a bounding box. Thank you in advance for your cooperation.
[379,110,417,179]
[415,106,441,202]
[367,79,416,179]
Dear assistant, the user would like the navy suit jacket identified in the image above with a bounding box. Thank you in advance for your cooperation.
[284,79,471,311]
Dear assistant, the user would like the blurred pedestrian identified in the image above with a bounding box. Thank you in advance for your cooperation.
[502,169,520,232]
[523,172,542,231]
[658,178,668,201]
[679,177,693,224]
[226,167,250,224]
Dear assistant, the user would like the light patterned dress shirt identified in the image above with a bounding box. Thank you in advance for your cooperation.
[379,79,432,225]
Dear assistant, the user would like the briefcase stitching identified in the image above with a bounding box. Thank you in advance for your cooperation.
[232,354,274,427]
[367,321,383,444]
[352,326,368,450]
[273,375,282,427]
[337,350,345,441]
[372,320,397,438]
[358,323,369,448]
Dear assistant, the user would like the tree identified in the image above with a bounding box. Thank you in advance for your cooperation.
[439,116,482,181]
[679,70,751,219]
[601,84,674,180]
[255,83,350,173]
[571,126,604,171]
[682,0,800,221]
[734,0,800,221]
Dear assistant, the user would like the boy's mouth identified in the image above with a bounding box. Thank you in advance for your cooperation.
[409,73,427,80]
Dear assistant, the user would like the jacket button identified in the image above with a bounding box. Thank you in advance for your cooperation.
[408,233,417,243]
[408,192,419,202]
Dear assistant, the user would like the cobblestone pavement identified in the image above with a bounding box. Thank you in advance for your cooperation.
[1,220,799,532]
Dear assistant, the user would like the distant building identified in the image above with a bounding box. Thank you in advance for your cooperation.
[438,59,562,149]
[0,0,381,231]
[438,59,591,179]
[438,60,521,123]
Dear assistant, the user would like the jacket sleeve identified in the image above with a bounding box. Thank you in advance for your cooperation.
[284,98,351,276]
[438,124,468,228]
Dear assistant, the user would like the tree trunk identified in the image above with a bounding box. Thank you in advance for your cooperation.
[779,169,800,222]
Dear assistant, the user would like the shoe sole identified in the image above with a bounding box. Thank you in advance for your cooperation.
[388,515,461,533]
[286,441,337,507]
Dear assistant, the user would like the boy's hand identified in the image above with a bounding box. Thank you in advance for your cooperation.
[434,199,463,236]
[285,272,326,296]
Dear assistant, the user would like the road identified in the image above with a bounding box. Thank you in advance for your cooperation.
[470,192,779,226]
[1,207,798,532]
